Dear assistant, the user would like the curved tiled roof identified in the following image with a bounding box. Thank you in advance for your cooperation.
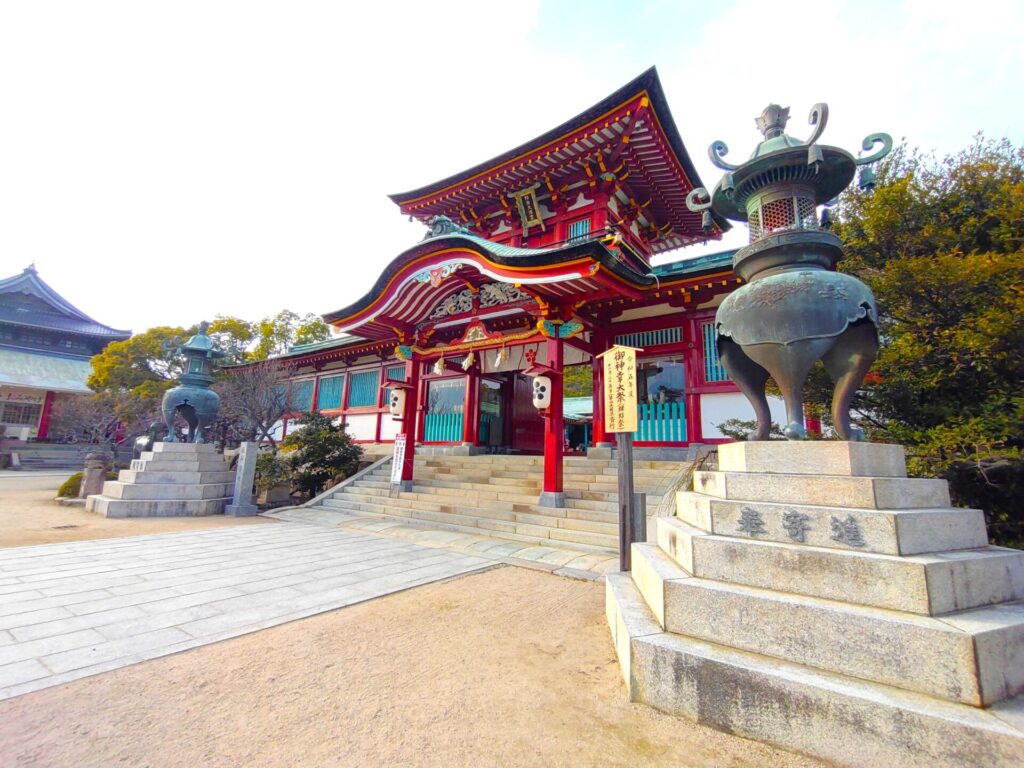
[0,266,131,339]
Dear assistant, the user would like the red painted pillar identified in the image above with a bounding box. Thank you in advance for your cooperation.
[464,370,479,445]
[37,391,55,440]
[685,319,703,443]
[541,337,564,507]
[591,330,609,446]
[339,371,353,433]
[400,357,420,487]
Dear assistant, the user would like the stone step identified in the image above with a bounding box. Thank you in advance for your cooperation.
[322,500,615,554]
[630,543,1024,706]
[716,441,908,477]
[131,458,231,472]
[676,491,989,556]
[140,449,224,462]
[85,495,229,518]
[656,516,1024,616]
[100,481,235,501]
[148,442,218,454]
[116,469,236,485]
[605,574,1024,768]
[563,497,618,513]
[319,484,619,550]
[564,489,618,503]
[693,470,950,509]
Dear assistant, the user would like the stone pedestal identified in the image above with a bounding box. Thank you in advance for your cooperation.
[225,442,259,516]
[607,441,1024,767]
[85,442,235,518]
[78,451,112,498]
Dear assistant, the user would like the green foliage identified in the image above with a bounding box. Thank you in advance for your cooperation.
[85,310,331,442]
[56,470,118,498]
[821,135,1024,546]
[281,412,363,497]
[251,310,331,361]
[254,450,292,493]
[716,418,784,441]
[563,364,593,397]
[58,472,82,498]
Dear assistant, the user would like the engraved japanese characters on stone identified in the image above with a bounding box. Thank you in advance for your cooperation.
[830,514,866,548]
[781,509,811,542]
[737,507,767,536]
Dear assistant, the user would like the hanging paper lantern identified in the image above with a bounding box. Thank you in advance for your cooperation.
[388,389,405,418]
[531,375,552,409]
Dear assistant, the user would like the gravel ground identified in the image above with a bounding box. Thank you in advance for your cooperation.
[0,566,821,768]
[0,483,269,549]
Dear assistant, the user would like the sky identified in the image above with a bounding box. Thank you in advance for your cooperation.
[2,0,1022,335]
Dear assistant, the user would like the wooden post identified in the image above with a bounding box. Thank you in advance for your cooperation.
[617,432,635,571]
[597,344,641,571]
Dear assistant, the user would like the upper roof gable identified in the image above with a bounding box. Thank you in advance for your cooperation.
[0,266,132,339]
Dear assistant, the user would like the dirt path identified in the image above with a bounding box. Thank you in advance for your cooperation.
[0,485,269,548]
[0,567,821,768]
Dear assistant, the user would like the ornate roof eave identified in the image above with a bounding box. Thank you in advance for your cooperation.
[321,233,656,333]
[0,266,132,339]
[387,67,731,236]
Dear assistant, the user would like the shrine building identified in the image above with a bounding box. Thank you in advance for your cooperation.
[271,68,785,504]
[0,265,131,439]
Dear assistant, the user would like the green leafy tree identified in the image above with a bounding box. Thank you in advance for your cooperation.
[87,325,191,433]
[814,135,1024,545]
[281,412,363,497]
[251,310,331,361]
[563,364,593,397]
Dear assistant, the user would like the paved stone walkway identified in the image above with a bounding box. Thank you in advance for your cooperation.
[0,523,490,700]
[265,506,621,578]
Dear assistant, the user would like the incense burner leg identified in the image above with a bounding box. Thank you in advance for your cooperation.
[744,338,832,441]
[162,403,178,442]
[822,322,878,441]
[718,336,772,441]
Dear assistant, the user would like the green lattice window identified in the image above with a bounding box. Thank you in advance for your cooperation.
[347,369,380,408]
[316,375,344,410]
[702,322,729,382]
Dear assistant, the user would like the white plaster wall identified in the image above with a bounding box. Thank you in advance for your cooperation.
[379,414,402,441]
[344,413,378,441]
[269,420,285,442]
[700,392,788,439]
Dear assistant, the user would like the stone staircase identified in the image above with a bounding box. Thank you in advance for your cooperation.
[309,454,688,553]
[86,442,235,517]
[606,440,1024,767]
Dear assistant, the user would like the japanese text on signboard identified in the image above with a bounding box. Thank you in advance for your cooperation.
[600,346,638,433]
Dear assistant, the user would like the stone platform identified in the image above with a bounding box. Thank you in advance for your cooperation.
[86,443,235,518]
[607,441,1024,767]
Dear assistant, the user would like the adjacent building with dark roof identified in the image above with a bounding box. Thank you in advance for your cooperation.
[0,265,130,438]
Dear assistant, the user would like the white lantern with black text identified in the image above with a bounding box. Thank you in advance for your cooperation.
[531,375,552,410]
[388,388,405,418]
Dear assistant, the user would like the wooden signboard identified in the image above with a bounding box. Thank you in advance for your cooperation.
[391,434,407,484]
[598,345,639,433]
[596,345,645,570]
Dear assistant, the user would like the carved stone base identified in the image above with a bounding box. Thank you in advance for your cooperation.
[607,442,1024,766]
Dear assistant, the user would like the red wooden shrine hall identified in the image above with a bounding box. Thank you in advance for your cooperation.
[252,68,769,506]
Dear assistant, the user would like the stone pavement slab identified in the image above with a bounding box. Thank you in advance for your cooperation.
[0,522,490,699]
[266,506,619,578]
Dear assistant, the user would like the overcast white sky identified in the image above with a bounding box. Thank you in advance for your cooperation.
[2,0,1021,334]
